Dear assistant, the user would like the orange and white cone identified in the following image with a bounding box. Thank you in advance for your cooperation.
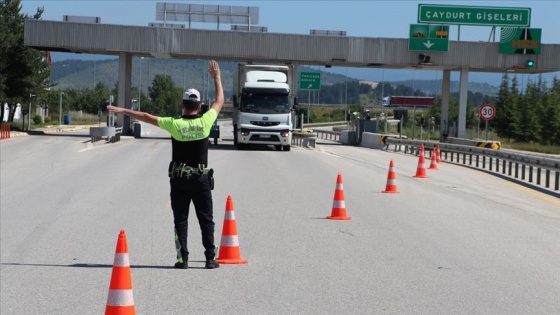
[419,143,425,157]
[327,173,351,220]
[429,149,438,170]
[413,154,429,178]
[216,195,248,264]
[382,160,400,193]
[436,145,442,163]
[105,230,135,315]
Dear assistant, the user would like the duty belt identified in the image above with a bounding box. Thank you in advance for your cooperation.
[168,162,212,179]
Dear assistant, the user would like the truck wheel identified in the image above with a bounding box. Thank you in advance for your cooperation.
[275,145,282,151]
[237,143,248,150]
[282,145,291,151]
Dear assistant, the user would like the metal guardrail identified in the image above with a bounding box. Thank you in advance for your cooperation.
[304,125,559,192]
[292,132,317,148]
[385,138,560,192]
[314,130,341,142]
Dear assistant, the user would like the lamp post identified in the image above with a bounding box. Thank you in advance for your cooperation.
[59,92,64,125]
[138,57,144,111]
[27,94,35,130]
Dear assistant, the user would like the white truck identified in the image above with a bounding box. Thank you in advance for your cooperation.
[232,64,296,151]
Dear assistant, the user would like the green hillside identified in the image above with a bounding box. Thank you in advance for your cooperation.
[48,58,498,98]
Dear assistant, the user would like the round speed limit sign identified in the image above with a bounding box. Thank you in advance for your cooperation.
[479,104,496,120]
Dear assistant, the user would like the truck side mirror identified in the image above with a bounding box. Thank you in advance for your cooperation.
[293,96,298,106]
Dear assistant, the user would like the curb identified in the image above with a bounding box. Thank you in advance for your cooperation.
[7,125,96,139]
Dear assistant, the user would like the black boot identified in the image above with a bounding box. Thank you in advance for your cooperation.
[205,260,219,269]
[174,257,188,269]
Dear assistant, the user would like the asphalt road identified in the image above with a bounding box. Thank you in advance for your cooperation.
[1,123,559,315]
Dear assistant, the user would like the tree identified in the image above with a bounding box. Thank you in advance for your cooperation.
[514,81,541,143]
[0,0,51,123]
[541,77,560,145]
[148,75,182,117]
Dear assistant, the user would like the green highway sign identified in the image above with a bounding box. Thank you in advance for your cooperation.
[408,24,449,52]
[299,71,321,90]
[499,28,541,55]
[418,4,531,27]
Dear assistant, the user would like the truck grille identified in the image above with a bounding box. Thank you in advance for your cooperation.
[250,121,280,127]
[249,135,280,142]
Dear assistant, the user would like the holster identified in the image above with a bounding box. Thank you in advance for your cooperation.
[207,168,214,190]
[168,162,214,190]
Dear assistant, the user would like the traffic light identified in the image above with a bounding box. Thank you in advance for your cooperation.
[419,54,431,63]
[526,60,535,67]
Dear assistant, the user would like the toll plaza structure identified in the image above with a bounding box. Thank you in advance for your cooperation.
[23,4,560,138]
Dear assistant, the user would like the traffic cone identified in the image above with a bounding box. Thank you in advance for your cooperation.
[327,173,351,220]
[436,145,442,163]
[216,195,248,264]
[105,230,135,315]
[428,150,438,170]
[382,160,400,193]
[413,154,429,178]
[419,143,425,156]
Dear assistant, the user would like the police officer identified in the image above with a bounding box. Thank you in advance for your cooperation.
[107,60,224,269]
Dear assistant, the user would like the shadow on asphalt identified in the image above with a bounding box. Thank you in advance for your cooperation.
[0,262,193,270]
[25,130,91,138]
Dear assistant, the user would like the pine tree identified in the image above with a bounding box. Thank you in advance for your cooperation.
[494,74,514,140]
[149,75,182,117]
[515,80,541,143]
[543,77,560,145]
[0,0,51,122]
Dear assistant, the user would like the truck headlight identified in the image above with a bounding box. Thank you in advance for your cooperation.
[240,128,250,136]
[281,130,290,137]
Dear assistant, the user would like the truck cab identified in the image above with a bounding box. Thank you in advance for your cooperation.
[232,65,295,151]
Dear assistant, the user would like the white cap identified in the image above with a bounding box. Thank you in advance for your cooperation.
[183,88,200,101]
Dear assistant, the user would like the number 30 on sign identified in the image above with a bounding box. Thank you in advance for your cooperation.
[479,104,496,120]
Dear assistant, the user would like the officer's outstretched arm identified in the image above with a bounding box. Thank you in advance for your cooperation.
[107,105,159,127]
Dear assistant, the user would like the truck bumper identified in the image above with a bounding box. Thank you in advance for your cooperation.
[237,129,291,145]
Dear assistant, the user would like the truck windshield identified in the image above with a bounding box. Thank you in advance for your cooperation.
[240,94,290,114]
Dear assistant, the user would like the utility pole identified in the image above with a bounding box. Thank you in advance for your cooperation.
[27,94,35,130]
[59,92,64,125]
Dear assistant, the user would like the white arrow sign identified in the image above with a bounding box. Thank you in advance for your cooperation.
[423,40,434,49]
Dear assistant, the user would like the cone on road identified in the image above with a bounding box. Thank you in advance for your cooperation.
[429,150,439,170]
[327,173,351,220]
[413,155,429,178]
[419,143,425,156]
[382,160,400,193]
[216,195,248,264]
[105,230,135,315]
[436,145,442,163]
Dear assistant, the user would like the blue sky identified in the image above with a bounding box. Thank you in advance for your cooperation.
[21,0,560,85]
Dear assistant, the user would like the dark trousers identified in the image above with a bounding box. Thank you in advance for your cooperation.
[170,174,216,261]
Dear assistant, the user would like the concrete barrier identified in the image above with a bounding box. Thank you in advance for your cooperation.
[90,126,122,143]
[339,130,355,144]
[360,133,404,149]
